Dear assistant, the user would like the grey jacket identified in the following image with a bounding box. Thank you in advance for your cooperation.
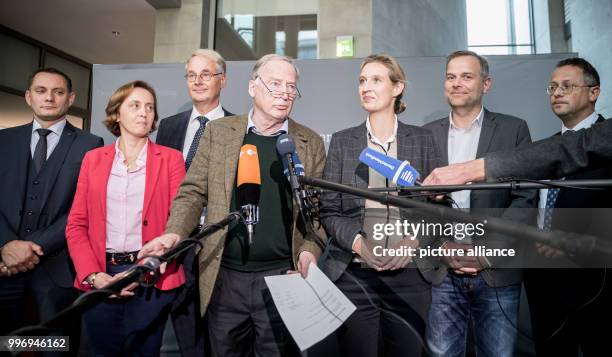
[424,108,538,287]
[319,120,442,282]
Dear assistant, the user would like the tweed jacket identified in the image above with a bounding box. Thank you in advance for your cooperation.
[165,114,327,314]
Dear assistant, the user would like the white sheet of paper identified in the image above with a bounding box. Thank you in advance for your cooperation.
[264,263,356,351]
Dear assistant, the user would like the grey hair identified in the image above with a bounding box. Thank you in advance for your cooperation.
[186,49,226,74]
[446,50,490,79]
[250,54,300,81]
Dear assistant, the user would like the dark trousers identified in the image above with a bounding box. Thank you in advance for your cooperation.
[206,265,300,357]
[170,248,205,356]
[83,263,177,357]
[525,268,612,357]
[0,267,79,356]
[333,263,431,357]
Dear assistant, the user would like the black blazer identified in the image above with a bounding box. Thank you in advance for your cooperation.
[424,109,538,286]
[551,116,612,266]
[156,107,234,151]
[0,122,103,287]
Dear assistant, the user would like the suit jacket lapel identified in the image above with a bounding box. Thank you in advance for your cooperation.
[13,124,33,216]
[39,122,77,210]
[143,141,161,219]
[224,115,248,206]
[351,123,368,209]
[436,119,450,166]
[476,109,497,159]
[176,110,191,151]
[98,145,115,222]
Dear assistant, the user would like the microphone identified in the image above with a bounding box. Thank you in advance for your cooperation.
[359,147,420,186]
[237,144,261,245]
[276,134,310,217]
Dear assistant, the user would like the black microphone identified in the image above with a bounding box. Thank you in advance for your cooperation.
[276,134,311,220]
[237,144,261,245]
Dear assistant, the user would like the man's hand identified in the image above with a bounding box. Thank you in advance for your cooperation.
[0,262,18,277]
[440,242,487,275]
[1,240,44,269]
[380,236,419,271]
[138,233,180,274]
[353,237,385,271]
[536,243,565,258]
[288,251,317,278]
[423,159,486,186]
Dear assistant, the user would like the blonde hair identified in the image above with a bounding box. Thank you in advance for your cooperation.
[103,80,158,137]
[360,53,407,114]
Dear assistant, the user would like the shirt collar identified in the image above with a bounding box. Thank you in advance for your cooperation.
[115,138,148,170]
[190,103,224,122]
[366,115,398,146]
[562,111,599,134]
[449,106,484,130]
[32,118,67,136]
[247,108,288,136]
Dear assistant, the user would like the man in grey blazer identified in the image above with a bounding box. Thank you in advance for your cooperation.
[423,51,537,357]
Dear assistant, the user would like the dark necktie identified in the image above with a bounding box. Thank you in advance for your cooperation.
[33,128,52,173]
[542,130,573,231]
[185,116,208,170]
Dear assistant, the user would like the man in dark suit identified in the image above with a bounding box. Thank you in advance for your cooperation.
[0,68,103,348]
[423,51,537,357]
[155,49,233,357]
[525,57,612,356]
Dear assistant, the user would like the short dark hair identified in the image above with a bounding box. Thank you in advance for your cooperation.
[103,80,159,137]
[446,50,490,79]
[556,57,600,87]
[28,68,73,92]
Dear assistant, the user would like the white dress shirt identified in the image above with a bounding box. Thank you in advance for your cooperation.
[447,107,484,209]
[182,104,226,159]
[30,118,67,159]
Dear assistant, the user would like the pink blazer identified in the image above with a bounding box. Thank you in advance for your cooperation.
[66,141,186,291]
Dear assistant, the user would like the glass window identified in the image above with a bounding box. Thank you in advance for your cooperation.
[466,0,534,55]
[44,52,91,110]
[215,0,318,60]
[0,33,40,91]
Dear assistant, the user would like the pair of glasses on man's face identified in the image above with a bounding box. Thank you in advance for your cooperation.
[546,83,597,96]
[256,76,301,100]
[185,72,223,83]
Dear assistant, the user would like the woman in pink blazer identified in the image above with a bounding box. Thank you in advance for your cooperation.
[66,80,185,356]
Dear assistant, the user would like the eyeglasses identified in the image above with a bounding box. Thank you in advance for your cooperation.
[256,76,301,100]
[546,84,596,96]
[185,71,223,83]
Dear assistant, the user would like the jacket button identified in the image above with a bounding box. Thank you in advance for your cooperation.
[30,195,37,200]
[33,180,40,185]
[143,220,148,226]
[25,228,32,233]
[27,210,33,216]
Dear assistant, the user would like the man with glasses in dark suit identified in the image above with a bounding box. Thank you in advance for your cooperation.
[155,49,234,357]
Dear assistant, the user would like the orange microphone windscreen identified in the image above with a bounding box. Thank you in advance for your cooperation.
[237,144,261,186]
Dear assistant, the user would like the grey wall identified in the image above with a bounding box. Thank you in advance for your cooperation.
[565,0,612,117]
[372,0,467,56]
[92,54,573,147]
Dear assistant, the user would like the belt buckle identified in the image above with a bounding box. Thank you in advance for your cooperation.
[129,253,135,263]
[111,254,117,265]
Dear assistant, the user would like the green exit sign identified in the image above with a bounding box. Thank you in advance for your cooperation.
[336,36,354,57]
